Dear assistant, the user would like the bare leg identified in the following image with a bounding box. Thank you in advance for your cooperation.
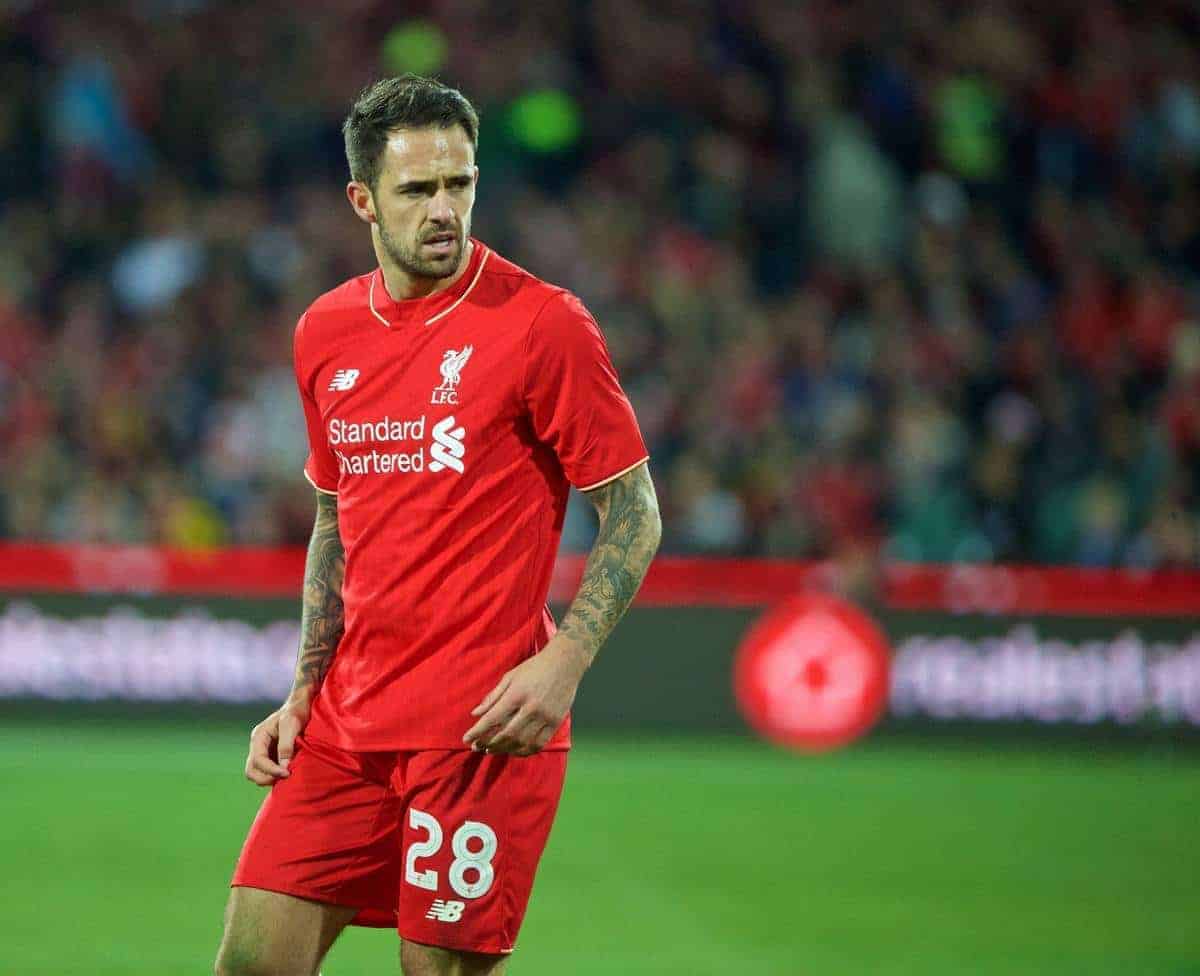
[400,940,507,976]
[214,887,359,976]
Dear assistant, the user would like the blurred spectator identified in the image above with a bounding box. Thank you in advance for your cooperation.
[0,0,1197,568]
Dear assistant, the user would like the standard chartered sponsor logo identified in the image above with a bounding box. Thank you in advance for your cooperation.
[329,413,466,476]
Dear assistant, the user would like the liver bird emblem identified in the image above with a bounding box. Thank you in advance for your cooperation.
[438,346,473,389]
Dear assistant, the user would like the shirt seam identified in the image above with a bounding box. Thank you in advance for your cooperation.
[518,288,571,411]
[295,311,341,495]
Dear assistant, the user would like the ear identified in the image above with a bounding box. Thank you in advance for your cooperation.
[346,181,376,224]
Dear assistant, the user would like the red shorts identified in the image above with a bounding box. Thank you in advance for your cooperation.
[231,733,568,955]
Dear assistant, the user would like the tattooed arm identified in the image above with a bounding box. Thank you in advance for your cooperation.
[290,491,345,700]
[464,462,662,755]
[244,491,345,785]
[554,462,662,665]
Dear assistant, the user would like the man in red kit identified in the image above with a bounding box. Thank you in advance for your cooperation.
[214,76,661,976]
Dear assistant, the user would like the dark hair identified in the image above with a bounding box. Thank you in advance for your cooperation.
[342,75,480,191]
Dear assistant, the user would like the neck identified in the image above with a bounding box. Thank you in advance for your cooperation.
[377,238,474,301]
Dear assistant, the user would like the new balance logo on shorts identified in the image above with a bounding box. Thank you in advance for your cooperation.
[328,368,360,391]
[425,899,465,922]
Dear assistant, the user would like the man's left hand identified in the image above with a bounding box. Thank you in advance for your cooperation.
[464,639,589,756]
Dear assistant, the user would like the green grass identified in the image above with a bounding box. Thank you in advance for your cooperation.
[1,718,1197,975]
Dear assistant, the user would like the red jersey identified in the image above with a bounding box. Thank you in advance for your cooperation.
[293,239,648,751]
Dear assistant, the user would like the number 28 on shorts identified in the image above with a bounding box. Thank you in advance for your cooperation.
[405,808,499,900]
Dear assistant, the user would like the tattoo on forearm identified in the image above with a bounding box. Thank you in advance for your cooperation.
[558,464,662,664]
[291,491,345,698]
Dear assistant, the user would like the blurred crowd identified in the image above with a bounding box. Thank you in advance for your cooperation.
[1,0,1198,566]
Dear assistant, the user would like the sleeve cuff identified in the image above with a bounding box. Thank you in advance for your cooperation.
[577,456,649,492]
[303,468,339,496]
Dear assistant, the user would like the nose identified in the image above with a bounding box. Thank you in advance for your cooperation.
[428,187,455,225]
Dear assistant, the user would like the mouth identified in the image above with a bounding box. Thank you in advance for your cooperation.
[423,232,458,255]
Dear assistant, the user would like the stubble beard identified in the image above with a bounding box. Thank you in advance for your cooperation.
[377,213,465,280]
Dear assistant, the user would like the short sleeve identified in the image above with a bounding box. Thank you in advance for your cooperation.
[522,291,648,490]
[293,314,339,494]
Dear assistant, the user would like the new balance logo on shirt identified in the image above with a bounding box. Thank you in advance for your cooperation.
[328,368,360,391]
[425,899,465,922]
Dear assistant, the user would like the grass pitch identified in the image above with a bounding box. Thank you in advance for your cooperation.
[1,717,1196,975]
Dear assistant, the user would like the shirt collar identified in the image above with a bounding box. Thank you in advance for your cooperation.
[368,238,488,329]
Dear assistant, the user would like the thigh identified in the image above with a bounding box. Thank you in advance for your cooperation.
[394,749,568,956]
[231,734,404,925]
[215,887,357,976]
[400,939,506,976]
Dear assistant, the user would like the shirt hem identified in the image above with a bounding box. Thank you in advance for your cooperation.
[305,728,572,755]
[320,740,571,754]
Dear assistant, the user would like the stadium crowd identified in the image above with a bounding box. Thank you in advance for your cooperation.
[0,0,1198,566]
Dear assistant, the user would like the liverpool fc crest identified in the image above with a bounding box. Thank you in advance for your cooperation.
[431,346,473,405]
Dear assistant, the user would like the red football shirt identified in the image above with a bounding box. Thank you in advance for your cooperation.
[293,239,648,751]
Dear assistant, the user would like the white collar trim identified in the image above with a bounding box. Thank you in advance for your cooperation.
[368,245,490,329]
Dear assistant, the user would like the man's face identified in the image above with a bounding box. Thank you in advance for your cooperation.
[362,125,477,279]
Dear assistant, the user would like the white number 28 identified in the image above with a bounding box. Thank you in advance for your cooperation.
[404,808,498,900]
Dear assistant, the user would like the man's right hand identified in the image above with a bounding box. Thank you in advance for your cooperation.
[244,699,310,786]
